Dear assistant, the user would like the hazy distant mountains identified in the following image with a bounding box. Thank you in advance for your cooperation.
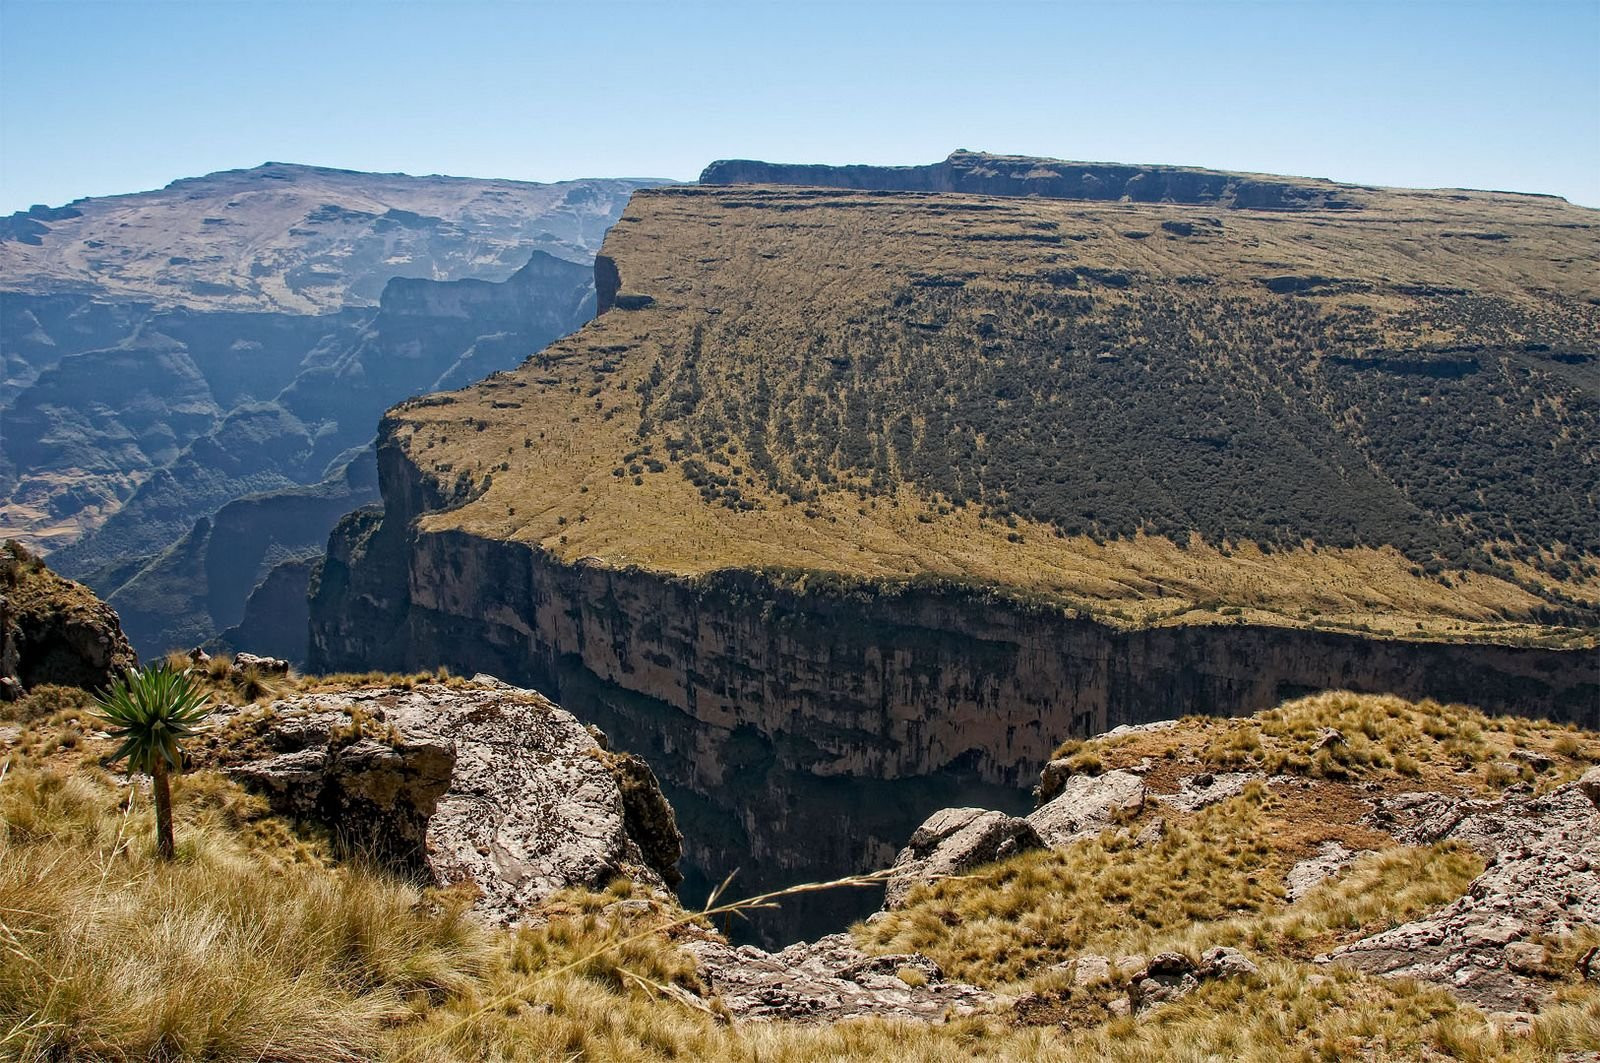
[0,163,664,657]
[0,162,654,313]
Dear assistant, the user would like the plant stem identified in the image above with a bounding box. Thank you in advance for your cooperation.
[152,759,175,860]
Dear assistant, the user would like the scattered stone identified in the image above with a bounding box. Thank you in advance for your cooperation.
[1114,954,1147,979]
[1327,780,1600,1012]
[1285,841,1365,901]
[1134,816,1167,847]
[1368,790,1496,846]
[1027,769,1145,849]
[1509,749,1554,772]
[885,806,1044,908]
[233,652,291,675]
[217,678,680,923]
[1104,719,1179,739]
[0,723,20,745]
[683,932,993,1023]
[1072,953,1112,987]
[1310,727,1346,754]
[1578,945,1600,982]
[1579,767,1600,810]
[1200,946,1259,979]
[1158,771,1264,813]
[188,647,212,667]
[1504,942,1549,975]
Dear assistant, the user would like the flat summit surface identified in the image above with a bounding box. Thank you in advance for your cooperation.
[0,163,661,313]
[384,160,1599,644]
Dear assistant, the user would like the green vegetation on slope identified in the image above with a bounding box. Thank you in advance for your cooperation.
[386,178,1599,642]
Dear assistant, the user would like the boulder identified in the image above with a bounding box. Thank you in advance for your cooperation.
[885,806,1044,908]
[1326,780,1600,1011]
[215,678,681,922]
[1285,841,1365,901]
[682,932,993,1023]
[0,541,135,693]
[1579,766,1600,809]
[1026,769,1146,849]
[1157,771,1264,813]
[232,651,291,675]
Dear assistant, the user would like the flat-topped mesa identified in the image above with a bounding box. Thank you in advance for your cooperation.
[311,162,1598,942]
[699,149,1366,210]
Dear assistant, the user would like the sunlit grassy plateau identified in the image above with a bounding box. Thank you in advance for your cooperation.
[381,177,1597,647]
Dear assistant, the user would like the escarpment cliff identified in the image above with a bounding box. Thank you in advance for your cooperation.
[311,433,1598,940]
[700,149,1371,210]
[310,161,1597,940]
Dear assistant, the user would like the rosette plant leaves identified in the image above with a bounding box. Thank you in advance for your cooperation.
[94,664,211,860]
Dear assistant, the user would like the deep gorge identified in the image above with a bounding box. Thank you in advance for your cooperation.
[308,438,1600,942]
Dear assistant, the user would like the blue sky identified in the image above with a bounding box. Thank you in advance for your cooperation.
[2,0,1597,212]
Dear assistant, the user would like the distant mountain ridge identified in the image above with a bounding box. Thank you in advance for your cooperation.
[2,163,658,657]
[0,162,664,314]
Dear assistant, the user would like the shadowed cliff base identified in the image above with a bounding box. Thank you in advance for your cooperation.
[309,474,1598,943]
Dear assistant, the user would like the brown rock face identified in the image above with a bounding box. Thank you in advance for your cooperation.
[213,678,682,921]
[0,540,135,693]
[308,443,1597,941]
[700,149,1364,211]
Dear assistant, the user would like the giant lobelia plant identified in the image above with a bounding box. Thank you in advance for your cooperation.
[95,664,211,860]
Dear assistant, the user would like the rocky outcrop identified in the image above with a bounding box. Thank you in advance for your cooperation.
[683,932,993,1023]
[885,806,1044,908]
[0,541,134,694]
[1285,841,1365,902]
[211,677,681,921]
[1156,771,1266,813]
[1327,780,1600,1012]
[1026,769,1147,849]
[700,149,1365,211]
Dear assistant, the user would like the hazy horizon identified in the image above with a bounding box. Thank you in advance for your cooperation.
[3,0,1598,213]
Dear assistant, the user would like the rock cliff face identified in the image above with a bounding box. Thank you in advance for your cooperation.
[309,437,1598,941]
[311,159,1597,941]
[207,677,681,921]
[0,541,134,695]
[700,149,1367,210]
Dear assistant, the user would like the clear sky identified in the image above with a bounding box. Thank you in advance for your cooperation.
[2,0,1597,213]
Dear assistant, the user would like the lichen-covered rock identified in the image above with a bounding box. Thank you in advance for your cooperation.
[232,651,291,675]
[0,540,134,693]
[884,806,1044,908]
[215,678,680,922]
[1026,769,1146,849]
[682,932,993,1023]
[1326,781,1600,1011]
[1285,840,1365,901]
[1157,770,1265,813]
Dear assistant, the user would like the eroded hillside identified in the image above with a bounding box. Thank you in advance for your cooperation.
[379,169,1598,640]
[0,163,658,313]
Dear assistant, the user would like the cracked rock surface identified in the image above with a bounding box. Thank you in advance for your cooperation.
[682,932,994,1023]
[214,677,680,922]
[1327,781,1600,1012]
[885,806,1043,908]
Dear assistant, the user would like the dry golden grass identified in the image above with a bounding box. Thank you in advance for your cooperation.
[376,185,1597,649]
[1052,690,1600,797]
[4,689,1596,1060]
